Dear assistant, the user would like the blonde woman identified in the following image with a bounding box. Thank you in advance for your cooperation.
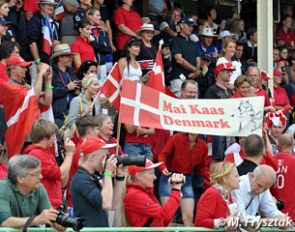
[68,74,101,127]
[195,161,240,229]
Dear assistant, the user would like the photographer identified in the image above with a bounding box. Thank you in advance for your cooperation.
[0,155,64,231]
[70,136,127,227]
[51,43,79,129]
[124,159,184,227]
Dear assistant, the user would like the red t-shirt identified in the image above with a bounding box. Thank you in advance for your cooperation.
[274,86,290,108]
[271,152,295,220]
[113,6,142,50]
[71,36,96,71]
[276,27,295,47]
[256,86,271,107]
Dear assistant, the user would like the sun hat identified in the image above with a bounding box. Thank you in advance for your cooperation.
[136,24,160,36]
[201,27,217,37]
[50,43,78,60]
[218,30,235,40]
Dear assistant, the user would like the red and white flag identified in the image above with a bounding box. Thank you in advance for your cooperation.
[42,14,53,55]
[0,83,39,158]
[100,62,122,111]
[119,80,265,137]
[147,44,165,93]
[147,41,176,98]
[54,0,66,21]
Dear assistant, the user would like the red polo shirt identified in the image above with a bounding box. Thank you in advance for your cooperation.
[274,86,290,108]
[71,36,96,70]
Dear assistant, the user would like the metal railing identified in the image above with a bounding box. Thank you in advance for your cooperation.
[0,227,293,232]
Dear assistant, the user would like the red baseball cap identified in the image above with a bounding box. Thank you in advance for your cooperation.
[6,55,32,67]
[80,136,117,156]
[260,70,272,81]
[128,159,162,176]
[273,69,285,77]
[215,62,236,76]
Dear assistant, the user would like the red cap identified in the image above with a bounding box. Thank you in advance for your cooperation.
[260,70,272,81]
[215,62,236,76]
[128,159,162,176]
[6,55,32,67]
[80,136,117,156]
[273,69,285,77]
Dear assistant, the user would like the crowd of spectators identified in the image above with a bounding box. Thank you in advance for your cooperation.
[0,0,295,230]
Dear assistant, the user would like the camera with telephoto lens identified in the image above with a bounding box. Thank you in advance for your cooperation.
[169,173,186,185]
[106,154,146,167]
[56,206,84,231]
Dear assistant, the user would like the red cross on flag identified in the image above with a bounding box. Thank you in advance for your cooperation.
[119,80,163,129]
[119,80,265,136]
[0,83,39,158]
[100,62,122,111]
[147,44,165,93]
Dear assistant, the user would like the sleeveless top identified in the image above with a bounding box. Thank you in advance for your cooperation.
[122,62,142,82]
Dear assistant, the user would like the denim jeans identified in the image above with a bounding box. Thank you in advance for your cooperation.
[211,135,226,161]
[123,143,152,161]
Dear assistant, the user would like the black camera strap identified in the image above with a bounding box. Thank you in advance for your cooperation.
[23,215,36,232]
[77,166,102,190]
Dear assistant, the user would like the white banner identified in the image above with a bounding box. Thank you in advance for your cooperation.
[119,80,265,136]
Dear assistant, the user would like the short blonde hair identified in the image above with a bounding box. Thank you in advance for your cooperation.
[82,73,98,90]
[210,161,235,185]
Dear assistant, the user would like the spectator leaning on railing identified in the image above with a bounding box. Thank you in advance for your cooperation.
[0,155,65,231]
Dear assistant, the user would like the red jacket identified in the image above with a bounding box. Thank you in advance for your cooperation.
[24,144,62,208]
[124,183,181,227]
[195,186,230,228]
[158,133,210,188]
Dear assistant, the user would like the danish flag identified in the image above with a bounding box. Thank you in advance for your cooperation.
[119,80,162,129]
[100,62,122,111]
[0,83,39,158]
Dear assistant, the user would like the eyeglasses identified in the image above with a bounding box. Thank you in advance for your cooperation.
[26,171,41,177]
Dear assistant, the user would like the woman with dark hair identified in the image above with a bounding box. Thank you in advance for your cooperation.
[71,20,97,71]
[118,37,143,82]
[276,15,295,49]
[76,60,98,80]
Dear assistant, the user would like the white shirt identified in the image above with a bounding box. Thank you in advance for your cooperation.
[122,62,142,82]
[231,174,283,218]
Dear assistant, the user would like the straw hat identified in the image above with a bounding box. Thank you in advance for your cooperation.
[136,24,160,36]
[50,43,78,60]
